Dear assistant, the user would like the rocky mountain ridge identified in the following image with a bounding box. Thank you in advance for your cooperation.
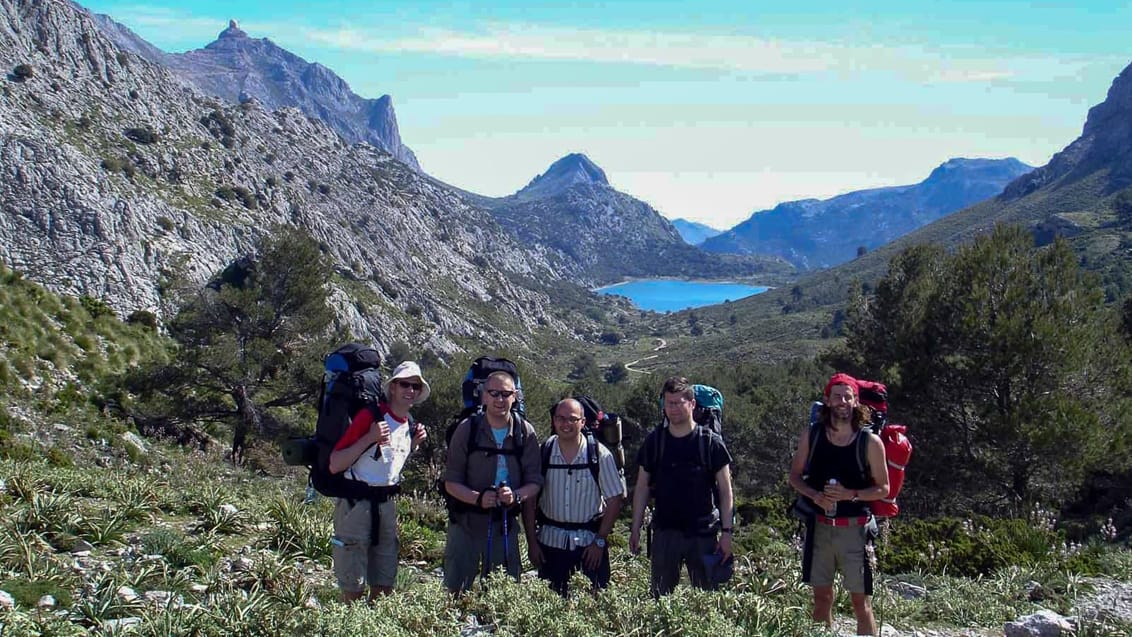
[1003,63,1132,199]
[486,153,790,284]
[76,7,421,171]
[702,157,1033,269]
[0,0,607,359]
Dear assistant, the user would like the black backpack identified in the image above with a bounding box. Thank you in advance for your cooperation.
[574,395,626,473]
[438,356,528,516]
[282,343,392,499]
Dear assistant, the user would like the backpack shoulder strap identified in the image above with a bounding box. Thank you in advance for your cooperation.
[652,423,667,471]
[541,436,555,479]
[855,428,870,481]
[585,430,600,486]
[803,419,822,475]
[697,425,709,472]
[464,413,482,459]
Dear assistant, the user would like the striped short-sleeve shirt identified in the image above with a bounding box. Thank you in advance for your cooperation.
[537,437,626,550]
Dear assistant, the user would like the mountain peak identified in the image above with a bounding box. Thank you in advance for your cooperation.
[516,153,609,199]
[925,157,1032,184]
[218,20,247,40]
[1002,60,1132,199]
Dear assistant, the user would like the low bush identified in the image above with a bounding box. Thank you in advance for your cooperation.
[12,63,33,81]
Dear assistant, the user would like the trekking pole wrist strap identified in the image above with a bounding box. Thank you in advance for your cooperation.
[476,487,495,508]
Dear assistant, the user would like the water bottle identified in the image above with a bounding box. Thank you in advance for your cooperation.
[825,479,838,517]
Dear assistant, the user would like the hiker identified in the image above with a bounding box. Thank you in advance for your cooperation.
[629,376,734,597]
[788,373,889,636]
[326,361,430,601]
[442,370,542,594]
[523,398,625,596]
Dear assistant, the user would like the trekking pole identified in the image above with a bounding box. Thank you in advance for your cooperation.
[484,500,495,583]
[500,481,512,579]
[873,517,888,637]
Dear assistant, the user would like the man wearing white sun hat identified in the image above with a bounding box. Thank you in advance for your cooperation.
[328,360,430,600]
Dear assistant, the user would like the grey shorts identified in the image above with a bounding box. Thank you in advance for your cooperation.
[332,498,398,591]
[805,522,872,594]
[443,512,521,593]
[649,527,719,597]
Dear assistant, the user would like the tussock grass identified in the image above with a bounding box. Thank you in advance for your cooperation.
[2,449,1130,636]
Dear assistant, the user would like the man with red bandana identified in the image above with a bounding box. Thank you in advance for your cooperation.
[788,373,889,636]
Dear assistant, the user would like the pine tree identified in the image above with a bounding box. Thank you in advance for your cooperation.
[840,224,1129,511]
[130,226,339,462]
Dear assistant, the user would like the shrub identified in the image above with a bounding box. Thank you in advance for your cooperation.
[123,126,158,144]
[126,310,158,330]
[233,186,257,210]
[79,295,115,319]
[599,331,622,345]
[881,515,1087,577]
[12,63,33,81]
[140,528,217,569]
[45,446,73,468]
[128,88,140,100]
[116,52,129,67]
[156,216,175,232]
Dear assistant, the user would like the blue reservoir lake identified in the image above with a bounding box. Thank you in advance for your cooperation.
[597,279,770,312]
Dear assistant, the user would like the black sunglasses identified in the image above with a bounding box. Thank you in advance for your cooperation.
[395,380,423,391]
[486,389,516,399]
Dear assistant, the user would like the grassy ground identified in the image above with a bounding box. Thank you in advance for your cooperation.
[1,419,1130,637]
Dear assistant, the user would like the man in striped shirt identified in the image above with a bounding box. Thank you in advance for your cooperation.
[523,398,625,596]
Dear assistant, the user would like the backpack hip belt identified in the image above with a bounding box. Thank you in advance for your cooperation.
[536,509,601,532]
[345,484,401,507]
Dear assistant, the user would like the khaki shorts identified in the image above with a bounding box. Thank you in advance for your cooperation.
[332,498,398,591]
[807,522,872,594]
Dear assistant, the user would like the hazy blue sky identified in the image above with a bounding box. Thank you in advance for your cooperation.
[79,1,1132,228]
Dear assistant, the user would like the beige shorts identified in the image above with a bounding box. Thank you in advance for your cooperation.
[807,522,872,594]
[332,498,398,591]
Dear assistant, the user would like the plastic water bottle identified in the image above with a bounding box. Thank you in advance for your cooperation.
[825,479,838,517]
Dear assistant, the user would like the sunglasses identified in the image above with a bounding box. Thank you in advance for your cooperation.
[554,415,585,425]
[485,389,516,399]
[395,380,423,391]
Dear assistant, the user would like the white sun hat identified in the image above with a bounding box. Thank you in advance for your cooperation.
[385,361,431,404]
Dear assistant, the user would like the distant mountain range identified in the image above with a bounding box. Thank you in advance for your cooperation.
[701,158,1034,269]
[484,154,789,284]
[77,9,421,171]
[676,58,1132,364]
[671,219,722,245]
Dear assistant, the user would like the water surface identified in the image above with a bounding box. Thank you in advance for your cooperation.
[597,279,769,312]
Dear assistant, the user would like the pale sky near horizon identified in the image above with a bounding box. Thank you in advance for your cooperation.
[79,0,1132,229]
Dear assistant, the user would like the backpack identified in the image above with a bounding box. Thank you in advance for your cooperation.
[281,343,401,500]
[692,385,723,437]
[574,395,626,473]
[803,379,913,517]
[459,356,526,420]
[438,356,528,516]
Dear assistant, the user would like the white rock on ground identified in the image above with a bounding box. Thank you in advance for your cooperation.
[1003,609,1074,637]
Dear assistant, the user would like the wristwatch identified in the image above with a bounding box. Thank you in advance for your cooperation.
[593,536,607,548]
